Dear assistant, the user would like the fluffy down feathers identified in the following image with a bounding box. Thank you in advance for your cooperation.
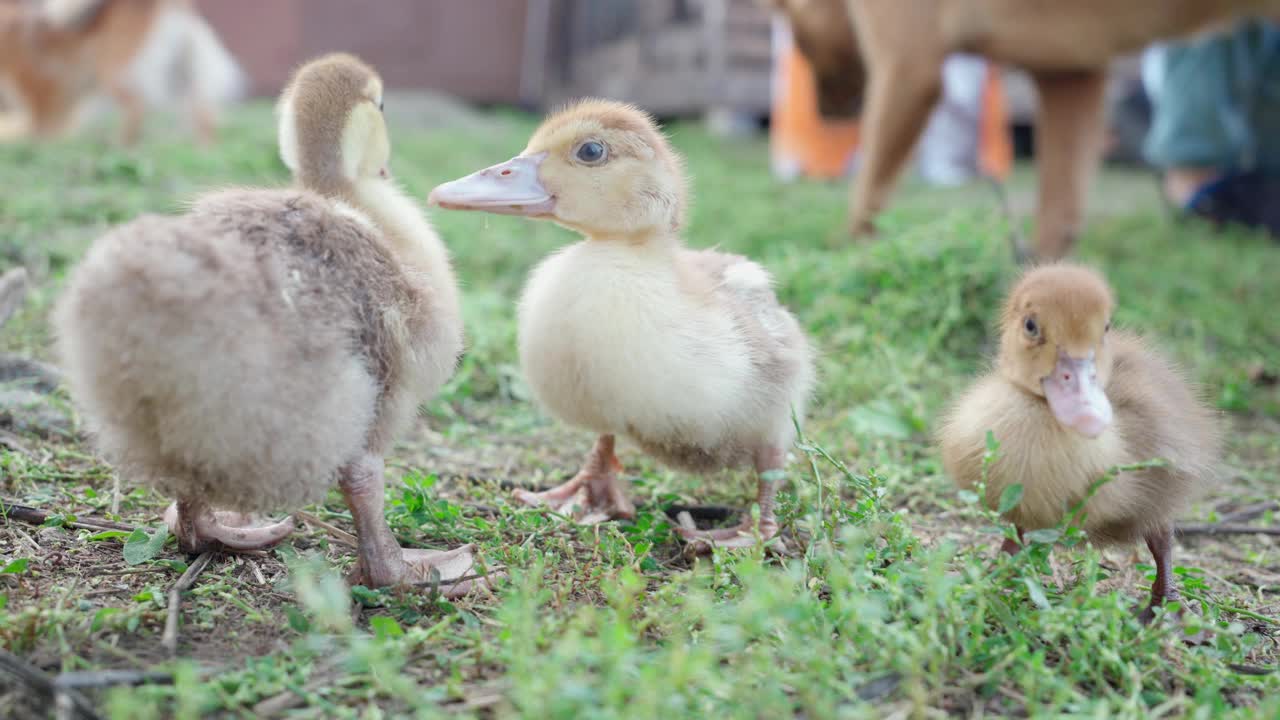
[518,240,813,472]
[940,330,1221,544]
[54,189,461,513]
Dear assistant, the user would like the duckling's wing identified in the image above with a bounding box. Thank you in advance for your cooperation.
[680,248,791,336]
[1107,331,1223,493]
[678,248,813,404]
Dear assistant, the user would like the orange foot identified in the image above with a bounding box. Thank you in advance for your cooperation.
[515,434,635,524]
[348,543,493,599]
[677,454,786,555]
[676,516,779,553]
[164,501,294,553]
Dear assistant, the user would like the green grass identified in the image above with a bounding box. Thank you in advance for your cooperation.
[1,99,1278,719]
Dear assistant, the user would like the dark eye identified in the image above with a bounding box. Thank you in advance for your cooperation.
[575,141,607,164]
[1023,316,1039,337]
[378,100,384,112]
[1104,320,1111,333]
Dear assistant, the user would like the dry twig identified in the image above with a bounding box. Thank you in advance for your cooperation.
[0,649,100,720]
[162,551,215,656]
[0,501,134,533]
[54,669,172,689]
[296,510,358,547]
[1217,501,1279,524]
[1177,524,1280,538]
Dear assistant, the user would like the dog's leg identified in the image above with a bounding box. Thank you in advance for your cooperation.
[1031,70,1107,261]
[846,59,942,238]
[844,0,944,239]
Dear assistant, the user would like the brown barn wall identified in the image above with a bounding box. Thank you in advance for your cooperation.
[195,0,529,102]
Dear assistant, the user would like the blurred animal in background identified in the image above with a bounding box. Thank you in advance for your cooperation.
[770,0,1280,261]
[768,12,1011,189]
[0,0,244,145]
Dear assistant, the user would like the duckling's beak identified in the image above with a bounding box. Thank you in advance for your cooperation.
[428,153,555,216]
[1042,351,1112,438]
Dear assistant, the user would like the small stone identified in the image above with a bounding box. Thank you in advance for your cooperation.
[0,388,72,438]
[0,353,63,392]
[36,526,68,543]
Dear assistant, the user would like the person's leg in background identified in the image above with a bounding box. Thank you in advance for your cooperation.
[1142,18,1280,237]
[916,54,988,186]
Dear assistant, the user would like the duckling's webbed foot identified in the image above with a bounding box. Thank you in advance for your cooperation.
[164,500,295,554]
[514,434,635,524]
[340,454,489,598]
[677,447,784,554]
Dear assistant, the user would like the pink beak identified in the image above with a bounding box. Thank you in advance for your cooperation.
[427,153,555,216]
[1042,351,1113,438]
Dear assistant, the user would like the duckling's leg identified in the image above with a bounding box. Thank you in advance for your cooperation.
[164,499,295,553]
[514,434,635,523]
[339,454,486,597]
[1139,525,1179,623]
[1000,527,1027,555]
[677,446,784,553]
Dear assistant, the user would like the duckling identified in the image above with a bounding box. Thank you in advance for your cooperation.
[429,99,815,551]
[54,53,483,594]
[939,263,1221,617]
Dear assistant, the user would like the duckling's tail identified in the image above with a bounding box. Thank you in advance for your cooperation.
[54,214,377,513]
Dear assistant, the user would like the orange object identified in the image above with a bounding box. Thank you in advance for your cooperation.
[769,39,1011,182]
[978,65,1013,180]
[769,43,861,180]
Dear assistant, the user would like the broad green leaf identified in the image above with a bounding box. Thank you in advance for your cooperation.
[86,530,131,542]
[369,615,404,640]
[997,484,1024,515]
[123,526,168,566]
[1,558,29,574]
[40,514,67,529]
[285,606,310,633]
[91,608,121,631]
[848,401,913,440]
[1023,578,1051,609]
[1024,528,1062,545]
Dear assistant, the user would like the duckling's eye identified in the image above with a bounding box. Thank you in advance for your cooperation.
[575,141,607,165]
[1104,320,1111,333]
[378,99,384,112]
[1023,316,1040,338]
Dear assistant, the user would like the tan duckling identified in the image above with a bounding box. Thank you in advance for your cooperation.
[54,53,484,595]
[429,99,815,551]
[939,263,1221,617]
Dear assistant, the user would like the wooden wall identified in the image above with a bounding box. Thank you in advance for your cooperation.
[195,0,531,102]
[193,0,774,115]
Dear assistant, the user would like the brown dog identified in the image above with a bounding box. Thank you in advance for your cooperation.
[772,0,1280,260]
[0,0,243,145]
